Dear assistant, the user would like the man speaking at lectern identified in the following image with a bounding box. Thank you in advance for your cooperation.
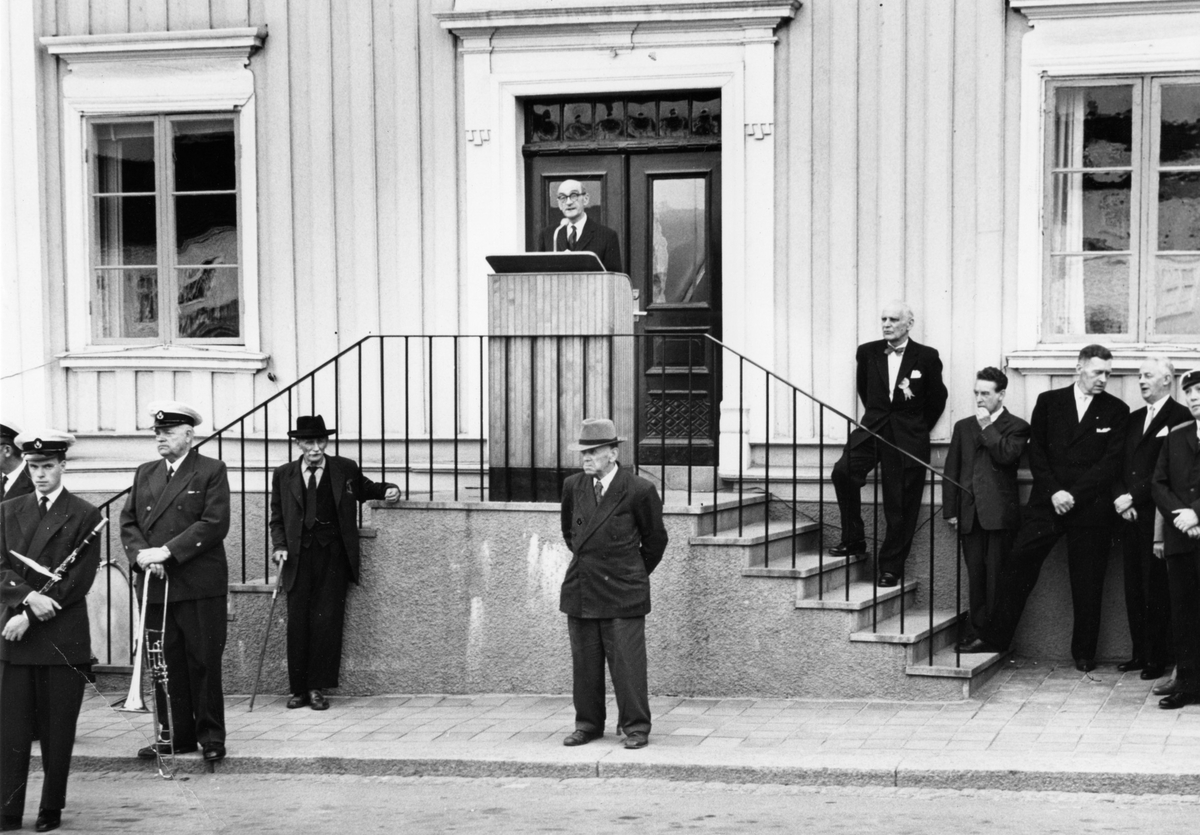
[537,179,623,272]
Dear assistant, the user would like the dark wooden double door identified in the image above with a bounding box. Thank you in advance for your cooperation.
[527,152,721,466]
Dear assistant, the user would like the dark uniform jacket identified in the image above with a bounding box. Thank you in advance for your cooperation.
[0,490,101,665]
[120,450,230,604]
[942,409,1031,533]
[559,466,668,619]
[2,466,34,503]
[269,455,397,591]
[538,217,623,273]
[850,339,947,463]
[1117,397,1193,509]
[1152,421,1200,556]
[1025,385,1129,528]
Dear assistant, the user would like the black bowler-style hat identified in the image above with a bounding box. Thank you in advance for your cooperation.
[568,418,624,452]
[288,415,336,439]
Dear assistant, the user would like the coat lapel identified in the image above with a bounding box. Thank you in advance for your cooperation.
[289,460,305,509]
[574,468,627,551]
[146,454,195,528]
[329,457,346,506]
[575,220,597,252]
[874,344,890,391]
[24,491,72,568]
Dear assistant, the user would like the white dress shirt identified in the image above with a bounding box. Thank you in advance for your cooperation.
[1144,395,1170,435]
[2,460,26,497]
[886,339,909,402]
[303,457,327,486]
[1074,385,1093,423]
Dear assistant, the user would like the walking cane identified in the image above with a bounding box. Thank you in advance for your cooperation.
[248,564,285,712]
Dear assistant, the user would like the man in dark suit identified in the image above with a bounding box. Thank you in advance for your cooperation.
[1113,356,1191,681]
[1,430,101,833]
[1,422,35,503]
[120,401,231,764]
[830,302,948,586]
[559,418,667,750]
[963,344,1129,671]
[535,179,623,272]
[269,415,400,711]
[1150,368,1200,709]
[942,368,1031,646]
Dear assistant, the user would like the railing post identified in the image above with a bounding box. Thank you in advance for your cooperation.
[763,365,770,569]
[429,335,436,501]
[264,401,271,583]
[738,355,744,536]
[686,337,694,503]
[239,418,247,584]
[480,335,486,501]
[928,466,936,664]
[453,335,460,501]
[872,444,879,631]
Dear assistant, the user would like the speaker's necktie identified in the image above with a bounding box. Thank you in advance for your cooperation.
[567,225,577,251]
[39,496,48,519]
[304,466,318,529]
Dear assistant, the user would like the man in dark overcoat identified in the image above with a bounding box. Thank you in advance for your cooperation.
[830,301,948,586]
[963,344,1129,671]
[120,401,231,763]
[559,418,668,750]
[1150,368,1200,709]
[535,179,623,272]
[269,415,400,710]
[1,422,34,502]
[1113,356,1192,681]
[1,430,101,833]
[942,367,1030,646]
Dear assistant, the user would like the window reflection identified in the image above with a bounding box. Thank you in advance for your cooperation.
[651,178,707,304]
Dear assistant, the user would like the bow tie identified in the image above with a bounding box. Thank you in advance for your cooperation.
[885,344,905,356]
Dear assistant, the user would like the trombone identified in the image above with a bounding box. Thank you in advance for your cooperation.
[117,568,177,779]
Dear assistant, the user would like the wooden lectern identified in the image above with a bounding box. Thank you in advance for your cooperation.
[486,254,636,501]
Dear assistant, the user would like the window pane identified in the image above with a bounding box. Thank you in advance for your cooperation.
[1049,172,1132,252]
[173,119,236,192]
[176,194,238,265]
[95,195,157,265]
[94,269,158,339]
[1159,172,1200,251]
[1161,84,1200,166]
[1154,255,1200,334]
[651,178,708,304]
[176,266,240,339]
[1052,86,1133,169]
[94,122,155,193]
[1045,255,1131,335]
[563,103,593,141]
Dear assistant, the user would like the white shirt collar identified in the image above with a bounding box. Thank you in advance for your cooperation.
[569,213,588,235]
[302,456,327,472]
[36,484,65,509]
[3,460,26,493]
[887,338,909,354]
[165,448,190,473]
[1146,394,1170,414]
[594,464,618,495]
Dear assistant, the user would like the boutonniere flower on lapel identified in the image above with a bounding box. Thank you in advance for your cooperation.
[898,378,914,401]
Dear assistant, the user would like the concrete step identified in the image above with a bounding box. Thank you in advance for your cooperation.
[741,552,870,598]
[906,646,1012,698]
[794,578,918,630]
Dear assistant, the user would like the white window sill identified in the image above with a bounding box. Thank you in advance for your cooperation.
[58,346,269,372]
[1007,346,1200,375]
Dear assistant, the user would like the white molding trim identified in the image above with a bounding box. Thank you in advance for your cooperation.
[1010,0,1200,20]
[43,28,265,357]
[1012,10,1200,352]
[1007,348,1200,375]
[436,1,800,31]
[58,346,269,372]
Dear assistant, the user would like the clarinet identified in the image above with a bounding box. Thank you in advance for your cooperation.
[35,517,110,594]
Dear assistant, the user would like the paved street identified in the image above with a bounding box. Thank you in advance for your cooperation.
[22,773,1200,834]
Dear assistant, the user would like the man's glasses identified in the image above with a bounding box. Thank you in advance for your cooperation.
[556,191,584,203]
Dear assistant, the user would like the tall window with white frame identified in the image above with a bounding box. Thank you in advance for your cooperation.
[1043,77,1200,342]
[90,115,241,344]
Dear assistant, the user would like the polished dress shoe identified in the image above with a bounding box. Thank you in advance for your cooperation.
[1159,691,1200,710]
[35,808,61,832]
[137,740,197,759]
[1140,664,1167,680]
[829,541,867,557]
[202,743,227,763]
[1074,658,1096,673]
[958,638,1003,654]
[562,730,602,747]
[309,690,329,711]
[877,572,899,588]
[1154,679,1180,696]
[1,814,22,831]
[1116,658,1145,673]
[624,732,649,749]
[286,692,310,709]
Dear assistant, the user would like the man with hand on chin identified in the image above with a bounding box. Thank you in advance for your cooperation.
[1151,368,1200,709]
[535,179,623,272]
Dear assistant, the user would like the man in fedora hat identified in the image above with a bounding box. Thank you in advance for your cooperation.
[269,415,400,710]
[1,422,34,503]
[121,401,231,764]
[1,430,101,832]
[559,418,668,750]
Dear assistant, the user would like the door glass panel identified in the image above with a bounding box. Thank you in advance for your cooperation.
[651,178,708,304]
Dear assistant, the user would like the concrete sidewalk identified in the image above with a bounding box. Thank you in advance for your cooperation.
[65,657,1200,795]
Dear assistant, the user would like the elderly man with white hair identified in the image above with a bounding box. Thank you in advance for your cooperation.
[1113,355,1191,682]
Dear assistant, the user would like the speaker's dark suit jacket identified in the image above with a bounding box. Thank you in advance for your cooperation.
[942,410,1031,533]
[0,489,101,666]
[1118,397,1193,509]
[1025,386,1129,527]
[2,466,34,503]
[538,216,623,273]
[559,466,668,619]
[120,450,231,603]
[269,455,397,591]
[850,339,947,463]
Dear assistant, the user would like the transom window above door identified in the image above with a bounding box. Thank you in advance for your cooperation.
[524,92,721,151]
[1042,76,1200,342]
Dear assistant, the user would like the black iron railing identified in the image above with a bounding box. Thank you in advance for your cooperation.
[88,332,972,669]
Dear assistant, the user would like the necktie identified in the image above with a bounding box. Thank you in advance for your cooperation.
[1145,405,1157,436]
[165,464,174,483]
[304,466,318,529]
[567,225,577,251]
[885,344,905,356]
[594,478,603,505]
[39,496,48,518]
